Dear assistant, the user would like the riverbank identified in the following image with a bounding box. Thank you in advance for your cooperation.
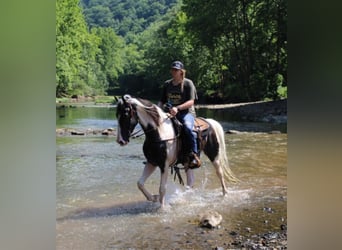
[197,99,287,123]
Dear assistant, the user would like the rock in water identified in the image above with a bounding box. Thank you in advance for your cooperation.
[198,211,222,228]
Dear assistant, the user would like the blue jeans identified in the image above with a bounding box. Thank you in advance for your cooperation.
[176,112,198,154]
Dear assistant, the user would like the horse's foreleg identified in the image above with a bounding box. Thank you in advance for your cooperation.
[213,160,228,196]
[159,167,169,208]
[137,162,159,202]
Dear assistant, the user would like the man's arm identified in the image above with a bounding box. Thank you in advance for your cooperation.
[176,99,194,111]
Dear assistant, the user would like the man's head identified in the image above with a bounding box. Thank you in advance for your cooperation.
[171,61,184,70]
[170,61,186,81]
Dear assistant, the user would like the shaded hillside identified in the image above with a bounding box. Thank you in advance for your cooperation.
[81,0,179,39]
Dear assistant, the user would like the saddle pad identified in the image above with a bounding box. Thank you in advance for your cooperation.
[194,117,210,132]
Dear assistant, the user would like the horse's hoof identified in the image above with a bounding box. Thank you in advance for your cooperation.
[152,194,160,202]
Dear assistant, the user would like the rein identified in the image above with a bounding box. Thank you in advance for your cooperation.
[131,129,144,138]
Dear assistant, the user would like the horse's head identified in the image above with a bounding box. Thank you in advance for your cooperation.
[116,95,138,146]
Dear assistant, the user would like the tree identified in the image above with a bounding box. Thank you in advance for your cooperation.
[83,5,115,28]
[183,0,287,102]
[56,0,113,97]
[56,0,87,96]
[91,27,125,95]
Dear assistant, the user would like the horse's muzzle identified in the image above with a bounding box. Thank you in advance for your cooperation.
[116,128,129,146]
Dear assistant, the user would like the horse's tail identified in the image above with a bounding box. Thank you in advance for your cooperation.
[206,119,239,183]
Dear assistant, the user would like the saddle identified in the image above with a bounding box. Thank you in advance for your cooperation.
[194,117,211,151]
[170,117,210,142]
[194,117,210,134]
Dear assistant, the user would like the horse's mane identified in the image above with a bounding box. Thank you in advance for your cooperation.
[136,98,161,126]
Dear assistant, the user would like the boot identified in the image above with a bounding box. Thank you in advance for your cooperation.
[189,152,201,169]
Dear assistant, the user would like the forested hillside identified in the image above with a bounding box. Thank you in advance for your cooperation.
[56,0,287,103]
[81,0,179,42]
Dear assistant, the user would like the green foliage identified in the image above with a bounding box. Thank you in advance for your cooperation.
[91,27,125,94]
[84,5,115,28]
[81,0,179,41]
[56,0,126,97]
[56,0,287,103]
[275,74,287,99]
[56,0,101,97]
[182,0,287,102]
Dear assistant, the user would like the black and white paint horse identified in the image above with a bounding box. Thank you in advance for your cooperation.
[116,94,238,208]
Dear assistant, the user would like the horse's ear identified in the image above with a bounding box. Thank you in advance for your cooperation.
[123,94,132,103]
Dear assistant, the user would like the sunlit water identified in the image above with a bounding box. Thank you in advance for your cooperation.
[56,106,287,249]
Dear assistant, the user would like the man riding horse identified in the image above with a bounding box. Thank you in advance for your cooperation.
[116,94,238,208]
[115,61,238,208]
[158,61,201,171]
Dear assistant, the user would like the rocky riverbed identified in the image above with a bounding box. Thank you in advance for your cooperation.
[194,209,287,249]
[225,229,287,249]
[56,99,287,249]
[56,127,116,136]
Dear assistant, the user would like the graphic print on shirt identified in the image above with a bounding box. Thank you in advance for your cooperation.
[167,91,182,106]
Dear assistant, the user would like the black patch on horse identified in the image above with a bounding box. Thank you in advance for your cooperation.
[203,127,219,162]
[142,124,168,173]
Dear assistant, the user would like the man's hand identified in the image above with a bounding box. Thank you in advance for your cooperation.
[169,106,178,116]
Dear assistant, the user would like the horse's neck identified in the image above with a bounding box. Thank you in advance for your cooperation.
[136,106,175,141]
[135,105,160,127]
[157,116,175,140]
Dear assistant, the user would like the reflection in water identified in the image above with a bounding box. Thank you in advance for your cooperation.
[56,107,287,249]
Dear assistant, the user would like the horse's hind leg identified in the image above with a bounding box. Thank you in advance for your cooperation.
[212,160,228,196]
[204,142,228,195]
[137,162,159,202]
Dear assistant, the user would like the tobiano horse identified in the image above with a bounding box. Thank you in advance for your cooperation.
[116,94,238,208]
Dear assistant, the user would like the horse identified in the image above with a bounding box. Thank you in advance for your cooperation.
[116,94,238,208]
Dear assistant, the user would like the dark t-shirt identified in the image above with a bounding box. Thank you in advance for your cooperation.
[160,78,198,116]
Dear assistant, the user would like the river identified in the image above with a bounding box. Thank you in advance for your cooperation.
[56,105,287,249]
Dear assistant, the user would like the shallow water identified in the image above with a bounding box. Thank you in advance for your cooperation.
[56,106,287,249]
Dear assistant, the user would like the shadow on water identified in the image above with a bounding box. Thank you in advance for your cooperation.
[57,200,160,222]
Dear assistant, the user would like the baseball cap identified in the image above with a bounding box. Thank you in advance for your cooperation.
[171,61,184,70]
